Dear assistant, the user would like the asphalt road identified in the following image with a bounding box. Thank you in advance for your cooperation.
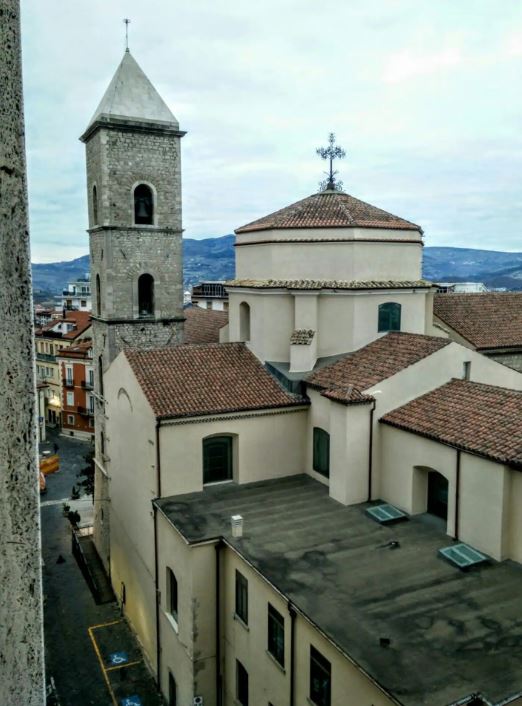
[40,428,164,706]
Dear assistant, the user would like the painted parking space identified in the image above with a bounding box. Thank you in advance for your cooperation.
[88,620,163,706]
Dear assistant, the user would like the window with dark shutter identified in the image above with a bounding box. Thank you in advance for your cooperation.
[203,436,233,484]
[310,645,331,706]
[236,659,249,706]
[267,604,285,667]
[235,570,248,625]
[378,302,401,332]
[313,428,330,478]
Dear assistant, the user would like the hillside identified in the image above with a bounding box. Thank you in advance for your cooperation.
[32,239,522,295]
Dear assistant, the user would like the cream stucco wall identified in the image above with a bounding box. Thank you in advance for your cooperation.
[307,389,370,505]
[229,288,430,364]
[105,352,159,669]
[221,545,395,706]
[235,235,422,281]
[379,425,518,561]
[157,510,217,704]
[159,408,308,497]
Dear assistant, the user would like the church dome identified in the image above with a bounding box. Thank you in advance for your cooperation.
[235,190,421,234]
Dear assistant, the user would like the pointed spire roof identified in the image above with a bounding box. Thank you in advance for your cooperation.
[82,51,179,138]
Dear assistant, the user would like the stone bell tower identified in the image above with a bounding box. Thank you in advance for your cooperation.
[80,49,185,570]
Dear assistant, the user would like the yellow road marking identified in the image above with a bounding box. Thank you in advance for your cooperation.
[88,625,118,706]
[89,618,123,631]
[106,659,142,673]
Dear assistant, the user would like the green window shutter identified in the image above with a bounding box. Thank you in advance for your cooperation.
[378,302,401,332]
[313,428,330,478]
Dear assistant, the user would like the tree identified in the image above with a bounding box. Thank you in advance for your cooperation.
[77,449,95,500]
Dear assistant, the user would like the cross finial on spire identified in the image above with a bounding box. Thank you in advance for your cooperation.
[316,133,346,192]
[123,18,131,52]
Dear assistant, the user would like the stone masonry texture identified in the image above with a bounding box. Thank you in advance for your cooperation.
[84,111,184,569]
[0,2,46,704]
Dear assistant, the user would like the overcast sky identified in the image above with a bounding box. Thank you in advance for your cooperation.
[21,0,522,262]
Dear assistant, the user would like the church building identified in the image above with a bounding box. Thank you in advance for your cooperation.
[83,50,522,706]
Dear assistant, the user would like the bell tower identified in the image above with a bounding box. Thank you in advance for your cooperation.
[80,49,185,569]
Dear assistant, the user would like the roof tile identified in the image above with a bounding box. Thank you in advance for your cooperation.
[183,307,228,345]
[125,342,307,420]
[434,293,522,350]
[235,191,421,234]
[381,379,522,467]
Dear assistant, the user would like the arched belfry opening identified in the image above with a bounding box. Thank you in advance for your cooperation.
[134,183,154,225]
[138,273,155,317]
[96,274,101,317]
[92,184,98,225]
[239,302,251,342]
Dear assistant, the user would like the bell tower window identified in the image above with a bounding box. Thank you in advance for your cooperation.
[138,273,155,317]
[92,184,98,225]
[134,183,154,225]
[378,302,401,333]
[96,274,101,317]
[239,302,251,342]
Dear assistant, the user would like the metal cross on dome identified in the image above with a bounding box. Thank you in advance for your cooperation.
[316,133,346,192]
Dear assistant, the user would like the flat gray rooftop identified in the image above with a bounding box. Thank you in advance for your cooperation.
[155,475,522,706]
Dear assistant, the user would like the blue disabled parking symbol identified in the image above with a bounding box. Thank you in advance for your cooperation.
[120,697,142,706]
[109,651,129,666]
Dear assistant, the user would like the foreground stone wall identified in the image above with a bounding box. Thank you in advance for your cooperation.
[0,1,46,704]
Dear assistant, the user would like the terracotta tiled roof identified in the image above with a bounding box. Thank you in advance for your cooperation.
[290,329,315,345]
[235,191,421,234]
[57,339,93,359]
[183,307,228,345]
[307,332,451,403]
[226,279,432,291]
[125,342,308,420]
[381,379,522,467]
[35,310,91,340]
[434,293,522,350]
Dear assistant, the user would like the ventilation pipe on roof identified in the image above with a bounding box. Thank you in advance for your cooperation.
[231,515,243,538]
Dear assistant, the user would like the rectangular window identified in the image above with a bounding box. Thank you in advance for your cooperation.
[167,567,178,624]
[310,646,331,706]
[67,415,75,425]
[235,570,248,625]
[236,660,248,706]
[313,428,330,478]
[66,366,73,383]
[267,604,285,667]
[463,361,471,380]
[88,394,95,414]
[88,368,94,386]
[66,391,74,406]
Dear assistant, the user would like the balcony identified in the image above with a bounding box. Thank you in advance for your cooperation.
[78,406,95,417]
[81,380,94,390]
[36,352,56,363]
[62,377,75,388]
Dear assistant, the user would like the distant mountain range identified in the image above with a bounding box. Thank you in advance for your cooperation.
[31,237,522,297]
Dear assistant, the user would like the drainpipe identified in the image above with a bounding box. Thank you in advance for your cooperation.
[155,419,162,497]
[153,504,161,692]
[215,541,223,705]
[455,449,461,540]
[367,400,376,502]
[288,602,297,706]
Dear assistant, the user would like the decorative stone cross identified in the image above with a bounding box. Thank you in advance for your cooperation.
[316,132,346,191]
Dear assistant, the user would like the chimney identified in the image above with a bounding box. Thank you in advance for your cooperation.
[231,514,243,538]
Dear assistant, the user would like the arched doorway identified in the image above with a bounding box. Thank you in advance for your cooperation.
[427,471,449,520]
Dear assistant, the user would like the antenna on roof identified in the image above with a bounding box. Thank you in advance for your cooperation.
[123,18,131,52]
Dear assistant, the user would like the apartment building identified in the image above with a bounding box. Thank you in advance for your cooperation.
[57,339,95,439]
[34,310,91,425]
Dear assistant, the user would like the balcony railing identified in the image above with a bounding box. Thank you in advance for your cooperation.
[62,377,75,388]
[81,380,94,390]
[36,352,56,363]
[78,405,95,417]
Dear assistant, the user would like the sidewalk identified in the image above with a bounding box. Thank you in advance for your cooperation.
[41,428,164,706]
